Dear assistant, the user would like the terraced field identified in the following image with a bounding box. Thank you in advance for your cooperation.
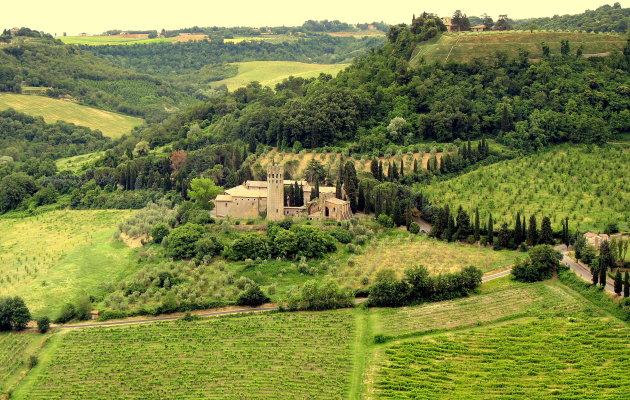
[0,94,144,138]
[411,31,626,64]
[210,61,348,91]
[14,311,354,399]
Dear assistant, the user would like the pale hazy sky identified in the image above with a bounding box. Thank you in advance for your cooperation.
[1,0,625,35]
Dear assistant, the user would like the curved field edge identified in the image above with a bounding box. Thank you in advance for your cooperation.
[0,94,144,138]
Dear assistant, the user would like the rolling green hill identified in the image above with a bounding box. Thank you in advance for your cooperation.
[210,61,348,90]
[410,31,626,64]
[0,94,144,138]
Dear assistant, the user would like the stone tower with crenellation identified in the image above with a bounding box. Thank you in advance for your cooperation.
[266,164,284,221]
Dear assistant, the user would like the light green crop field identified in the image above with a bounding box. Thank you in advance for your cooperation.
[424,145,630,232]
[59,36,172,45]
[13,311,354,400]
[0,333,49,394]
[367,278,630,399]
[411,31,626,64]
[0,210,136,317]
[211,61,348,90]
[55,151,104,173]
[0,94,144,138]
[340,232,521,288]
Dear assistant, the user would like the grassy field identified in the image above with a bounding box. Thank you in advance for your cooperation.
[424,145,630,232]
[59,34,296,46]
[210,61,348,91]
[0,210,136,317]
[340,232,522,288]
[367,277,630,399]
[13,310,354,400]
[411,31,627,64]
[0,332,49,395]
[0,94,144,138]
[55,151,104,173]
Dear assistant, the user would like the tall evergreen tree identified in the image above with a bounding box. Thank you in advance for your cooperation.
[310,180,320,201]
[527,215,538,247]
[392,161,399,180]
[370,158,379,179]
[357,184,365,212]
[561,217,570,246]
[599,258,607,288]
[599,240,615,272]
[514,212,523,246]
[614,270,623,295]
[591,259,600,285]
[487,214,494,245]
[413,158,418,173]
[500,104,513,132]
[521,215,527,245]
[387,162,393,181]
[335,180,342,199]
[446,208,455,242]
[540,216,554,245]
[343,161,359,212]
[473,208,480,242]
[378,161,383,181]
[455,206,472,239]
[624,271,629,297]
[399,158,404,177]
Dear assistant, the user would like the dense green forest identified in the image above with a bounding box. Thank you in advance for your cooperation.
[0,39,194,122]
[0,108,110,161]
[513,3,629,32]
[83,35,385,76]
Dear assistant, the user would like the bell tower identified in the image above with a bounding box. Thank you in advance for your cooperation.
[266,164,284,221]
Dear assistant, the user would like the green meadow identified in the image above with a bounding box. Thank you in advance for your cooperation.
[0,94,144,138]
[211,61,348,90]
[0,210,136,317]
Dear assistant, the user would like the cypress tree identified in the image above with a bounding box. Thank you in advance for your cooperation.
[527,215,538,247]
[455,206,471,239]
[500,104,513,132]
[370,158,379,179]
[357,184,365,212]
[591,259,599,285]
[387,162,393,181]
[467,140,473,162]
[624,271,629,297]
[487,214,494,245]
[298,183,304,206]
[599,240,615,272]
[614,270,623,295]
[515,212,522,245]
[599,259,607,288]
[310,180,320,201]
[378,161,383,180]
[473,208,480,242]
[446,209,455,242]
[521,215,527,244]
[540,216,554,245]
[413,158,418,173]
[344,161,358,212]
[400,158,404,177]
[335,180,342,199]
[392,161,399,180]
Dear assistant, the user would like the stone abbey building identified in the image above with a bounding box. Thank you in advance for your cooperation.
[214,165,352,222]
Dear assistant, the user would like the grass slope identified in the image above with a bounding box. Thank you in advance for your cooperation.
[424,145,630,232]
[411,31,626,64]
[0,94,144,138]
[211,61,348,90]
[55,151,104,173]
[0,210,136,317]
[14,310,354,400]
[340,232,521,288]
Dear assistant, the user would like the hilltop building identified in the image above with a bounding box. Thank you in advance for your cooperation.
[214,165,351,222]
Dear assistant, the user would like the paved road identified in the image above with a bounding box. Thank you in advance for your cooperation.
[482,269,512,282]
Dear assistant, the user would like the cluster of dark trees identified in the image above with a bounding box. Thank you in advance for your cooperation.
[285,181,305,207]
[0,296,30,331]
[428,205,563,250]
[368,265,483,307]
[513,3,629,33]
[512,245,563,282]
[0,27,55,43]
[85,35,384,77]
[0,108,110,161]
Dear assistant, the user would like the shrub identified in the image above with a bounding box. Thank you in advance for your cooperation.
[376,214,394,228]
[166,224,205,259]
[28,355,38,369]
[37,316,50,333]
[55,302,76,324]
[408,222,420,234]
[330,228,354,244]
[227,234,271,260]
[237,284,270,307]
[195,235,223,259]
[368,270,410,307]
[287,279,353,311]
[0,296,31,331]
[151,223,170,244]
[512,245,563,282]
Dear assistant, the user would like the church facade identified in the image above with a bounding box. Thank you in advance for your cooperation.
[214,165,352,222]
